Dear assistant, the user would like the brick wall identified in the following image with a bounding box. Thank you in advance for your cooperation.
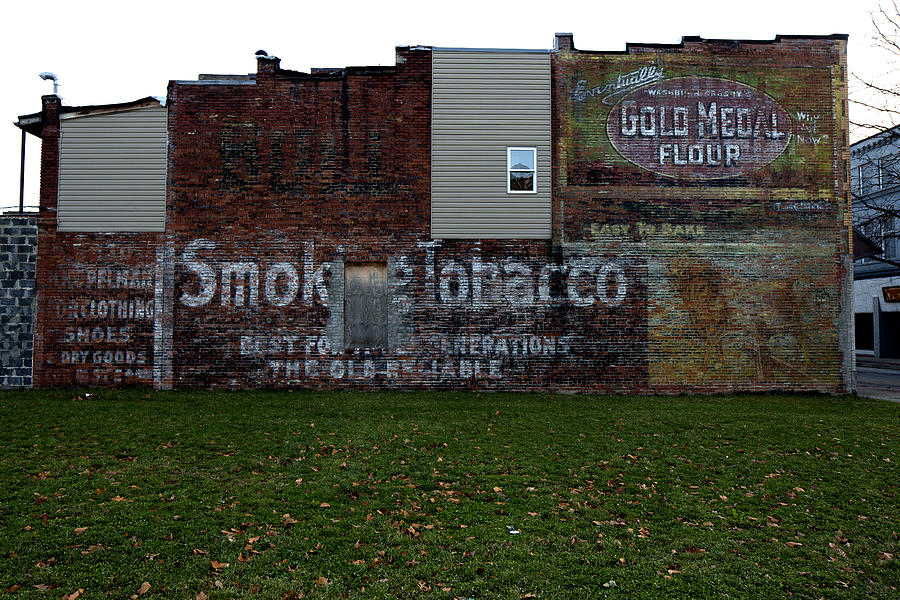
[32,95,162,388]
[552,35,853,392]
[29,37,854,393]
[0,214,36,388]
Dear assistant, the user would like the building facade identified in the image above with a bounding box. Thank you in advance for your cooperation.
[851,127,900,358]
[15,33,854,392]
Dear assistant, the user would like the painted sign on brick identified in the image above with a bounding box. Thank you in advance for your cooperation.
[52,259,155,386]
[607,77,792,179]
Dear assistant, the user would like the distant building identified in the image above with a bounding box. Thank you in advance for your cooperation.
[851,128,900,358]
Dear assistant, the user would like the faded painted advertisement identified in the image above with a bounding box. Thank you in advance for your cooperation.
[173,238,645,388]
[563,57,837,189]
[54,263,155,385]
[607,77,792,179]
[178,239,629,310]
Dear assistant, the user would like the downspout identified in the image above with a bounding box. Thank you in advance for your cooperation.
[19,127,25,213]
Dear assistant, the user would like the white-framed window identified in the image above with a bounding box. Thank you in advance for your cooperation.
[507,147,536,194]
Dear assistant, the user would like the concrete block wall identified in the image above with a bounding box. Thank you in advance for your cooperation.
[1,214,37,388]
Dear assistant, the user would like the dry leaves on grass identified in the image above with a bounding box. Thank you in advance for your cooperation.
[62,590,84,600]
[128,581,151,598]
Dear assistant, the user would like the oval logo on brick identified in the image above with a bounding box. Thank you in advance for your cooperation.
[607,77,792,180]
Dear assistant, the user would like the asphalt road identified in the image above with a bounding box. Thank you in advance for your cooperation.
[856,366,900,402]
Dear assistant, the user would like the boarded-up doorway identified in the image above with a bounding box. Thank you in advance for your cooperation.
[344,263,387,348]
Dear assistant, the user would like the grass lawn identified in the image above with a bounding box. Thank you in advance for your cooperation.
[0,390,897,599]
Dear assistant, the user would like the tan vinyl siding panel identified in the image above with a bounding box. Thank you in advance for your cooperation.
[58,106,167,232]
[432,50,551,239]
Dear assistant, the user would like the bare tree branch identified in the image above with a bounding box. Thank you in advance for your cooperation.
[849,1,900,265]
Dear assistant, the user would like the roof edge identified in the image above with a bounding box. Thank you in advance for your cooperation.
[568,33,848,55]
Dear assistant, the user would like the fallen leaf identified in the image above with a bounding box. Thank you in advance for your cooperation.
[319,502,330,508]
[62,590,84,600]
[196,593,208,600]
[111,496,126,502]
[192,548,208,555]
[137,581,151,595]
[36,557,58,568]
[211,560,229,570]
[785,541,803,547]
[315,576,330,587]
[74,527,88,535]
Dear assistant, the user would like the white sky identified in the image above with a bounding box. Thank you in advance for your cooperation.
[1,0,893,211]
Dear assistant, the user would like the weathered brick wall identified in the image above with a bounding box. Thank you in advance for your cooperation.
[1,214,36,388]
[553,35,853,393]
[33,234,160,387]
[161,49,649,391]
[32,96,162,388]
[30,37,853,393]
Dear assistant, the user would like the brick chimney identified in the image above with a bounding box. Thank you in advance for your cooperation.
[554,33,574,53]
[39,95,62,228]
[256,51,280,86]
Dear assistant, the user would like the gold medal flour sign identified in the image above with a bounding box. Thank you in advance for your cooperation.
[607,77,792,179]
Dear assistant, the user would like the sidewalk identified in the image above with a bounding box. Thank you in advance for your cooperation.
[855,354,900,402]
